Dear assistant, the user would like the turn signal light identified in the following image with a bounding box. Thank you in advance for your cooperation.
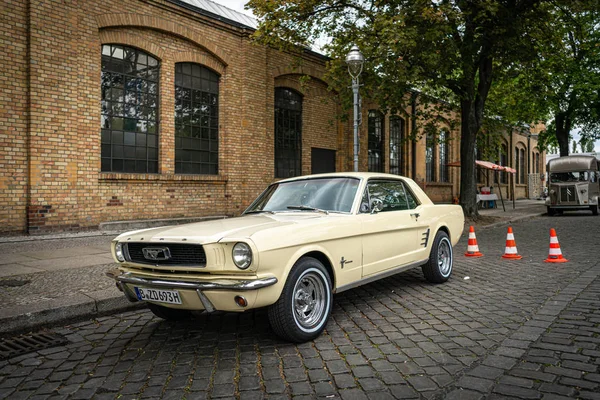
[235,296,248,308]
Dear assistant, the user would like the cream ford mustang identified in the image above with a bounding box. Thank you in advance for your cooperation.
[107,172,464,342]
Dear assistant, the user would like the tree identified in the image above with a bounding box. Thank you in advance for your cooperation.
[573,140,578,153]
[503,1,600,156]
[247,0,550,217]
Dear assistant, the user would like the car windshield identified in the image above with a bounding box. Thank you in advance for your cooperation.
[245,177,360,214]
[550,171,590,183]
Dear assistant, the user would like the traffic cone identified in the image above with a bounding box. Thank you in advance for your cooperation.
[544,228,568,263]
[465,226,483,257]
[502,226,522,260]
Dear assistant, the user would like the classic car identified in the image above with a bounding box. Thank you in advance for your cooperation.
[107,172,464,342]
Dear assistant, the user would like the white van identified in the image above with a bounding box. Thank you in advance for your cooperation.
[545,155,600,216]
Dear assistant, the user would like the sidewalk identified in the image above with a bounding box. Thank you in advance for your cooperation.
[0,200,547,336]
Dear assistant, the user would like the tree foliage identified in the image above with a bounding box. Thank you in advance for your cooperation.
[246,0,555,217]
[490,0,600,156]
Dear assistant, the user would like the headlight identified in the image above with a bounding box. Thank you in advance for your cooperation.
[232,242,252,270]
[115,242,125,262]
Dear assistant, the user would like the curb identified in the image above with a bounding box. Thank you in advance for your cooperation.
[478,212,545,230]
[0,287,144,336]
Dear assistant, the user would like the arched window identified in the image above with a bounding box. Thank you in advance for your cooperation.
[368,110,384,172]
[515,146,526,184]
[426,129,435,182]
[174,63,219,175]
[101,45,159,173]
[275,88,302,178]
[439,129,449,183]
[389,116,404,175]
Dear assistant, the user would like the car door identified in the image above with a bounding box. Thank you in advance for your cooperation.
[360,179,425,277]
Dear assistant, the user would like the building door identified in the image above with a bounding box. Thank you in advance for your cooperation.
[311,148,336,174]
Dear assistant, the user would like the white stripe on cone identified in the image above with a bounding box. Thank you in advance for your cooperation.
[550,237,559,244]
[507,233,515,240]
[504,247,518,254]
[549,248,562,255]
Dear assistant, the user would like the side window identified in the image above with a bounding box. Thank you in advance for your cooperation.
[365,180,416,212]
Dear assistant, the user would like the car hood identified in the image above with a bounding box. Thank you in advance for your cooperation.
[115,213,328,244]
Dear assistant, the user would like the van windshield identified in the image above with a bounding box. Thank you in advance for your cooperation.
[550,171,590,183]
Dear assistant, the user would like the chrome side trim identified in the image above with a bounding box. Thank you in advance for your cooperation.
[106,269,278,291]
[334,258,428,294]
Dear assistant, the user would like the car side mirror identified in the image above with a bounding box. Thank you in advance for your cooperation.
[370,199,383,214]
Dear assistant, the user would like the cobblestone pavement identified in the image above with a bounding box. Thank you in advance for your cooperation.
[0,213,599,399]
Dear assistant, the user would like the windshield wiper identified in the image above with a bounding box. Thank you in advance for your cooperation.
[244,210,276,215]
[287,205,329,215]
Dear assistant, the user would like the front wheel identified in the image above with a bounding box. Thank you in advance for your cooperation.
[591,204,599,216]
[547,206,556,216]
[268,257,332,343]
[422,231,453,283]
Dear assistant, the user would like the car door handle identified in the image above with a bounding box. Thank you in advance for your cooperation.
[410,213,420,219]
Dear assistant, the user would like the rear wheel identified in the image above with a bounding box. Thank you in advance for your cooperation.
[547,207,556,216]
[147,303,191,321]
[422,231,453,283]
[268,257,332,343]
[591,203,599,216]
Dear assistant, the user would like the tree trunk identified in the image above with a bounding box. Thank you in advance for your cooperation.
[459,55,493,218]
[459,101,479,217]
[555,112,571,157]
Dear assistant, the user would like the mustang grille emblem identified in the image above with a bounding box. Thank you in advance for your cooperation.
[142,247,171,261]
[566,188,572,196]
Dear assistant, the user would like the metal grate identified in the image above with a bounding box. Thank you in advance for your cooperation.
[126,242,207,267]
[560,186,576,203]
[0,332,69,360]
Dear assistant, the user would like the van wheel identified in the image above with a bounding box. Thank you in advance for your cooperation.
[147,303,191,321]
[547,207,556,216]
[422,231,453,283]
[591,204,599,216]
[268,257,332,343]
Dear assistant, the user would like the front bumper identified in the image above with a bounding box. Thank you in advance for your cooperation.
[106,268,278,312]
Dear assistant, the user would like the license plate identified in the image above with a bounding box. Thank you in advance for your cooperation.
[134,287,182,305]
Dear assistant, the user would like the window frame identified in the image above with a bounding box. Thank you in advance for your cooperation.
[274,87,303,179]
[389,116,404,175]
[100,44,160,174]
[174,62,220,175]
[368,110,384,172]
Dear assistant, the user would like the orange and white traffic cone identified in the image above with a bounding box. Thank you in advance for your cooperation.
[502,226,522,260]
[465,226,483,257]
[544,228,568,263]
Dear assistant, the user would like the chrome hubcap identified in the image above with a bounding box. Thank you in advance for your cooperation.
[438,238,452,276]
[293,272,326,329]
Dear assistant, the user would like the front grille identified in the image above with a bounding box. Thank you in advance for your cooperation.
[126,243,207,267]
[560,186,576,203]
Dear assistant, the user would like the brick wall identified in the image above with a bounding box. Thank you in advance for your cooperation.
[1,0,544,233]
[0,0,29,232]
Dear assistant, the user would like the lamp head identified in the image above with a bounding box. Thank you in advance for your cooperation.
[345,45,364,78]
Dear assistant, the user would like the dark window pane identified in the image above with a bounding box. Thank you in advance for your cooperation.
[100,45,159,173]
[174,62,220,175]
[368,110,384,172]
[275,88,302,178]
[389,116,404,175]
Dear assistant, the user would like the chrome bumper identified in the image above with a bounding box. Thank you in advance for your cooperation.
[106,268,278,313]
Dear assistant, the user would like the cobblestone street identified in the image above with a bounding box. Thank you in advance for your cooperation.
[1,213,599,399]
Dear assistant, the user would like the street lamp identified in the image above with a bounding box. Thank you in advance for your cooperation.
[346,45,364,172]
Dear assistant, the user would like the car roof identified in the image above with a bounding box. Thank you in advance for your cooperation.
[276,172,409,184]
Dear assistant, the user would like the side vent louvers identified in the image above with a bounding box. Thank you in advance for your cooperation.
[421,229,430,248]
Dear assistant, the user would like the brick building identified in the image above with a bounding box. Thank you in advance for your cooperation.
[0,0,544,234]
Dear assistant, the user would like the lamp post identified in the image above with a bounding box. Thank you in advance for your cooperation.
[346,45,364,172]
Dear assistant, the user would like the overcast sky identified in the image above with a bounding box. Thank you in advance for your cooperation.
[210,0,598,154]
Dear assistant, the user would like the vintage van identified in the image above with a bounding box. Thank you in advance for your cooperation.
[545,155,600,216]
